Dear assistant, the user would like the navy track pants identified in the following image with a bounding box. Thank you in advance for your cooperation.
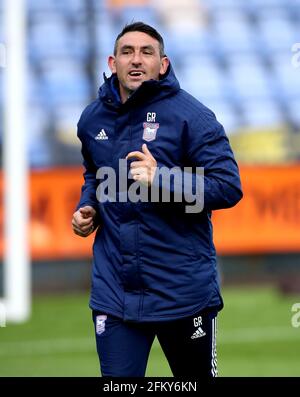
[92,307,218,377]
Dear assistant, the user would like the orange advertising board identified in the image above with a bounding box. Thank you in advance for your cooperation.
[0,164,299,260]
[0,167,94,260]
[213,165,300,254]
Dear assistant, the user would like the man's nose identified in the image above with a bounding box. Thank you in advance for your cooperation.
[131,52,142,65]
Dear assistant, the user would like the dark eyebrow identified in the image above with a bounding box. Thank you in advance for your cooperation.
[120,45,134,52]
[119,44,156,52]
[141,45,155,52]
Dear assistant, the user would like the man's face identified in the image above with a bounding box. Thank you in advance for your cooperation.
[108,31,169,102]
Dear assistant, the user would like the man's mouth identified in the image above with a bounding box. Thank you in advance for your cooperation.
[128,70,144,77]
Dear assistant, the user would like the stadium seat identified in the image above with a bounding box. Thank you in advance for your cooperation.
[27,0,86,14]
[226,54,274,101]
[27,104,53,167]
[56,0,86,14]
[153,0,207,29]
[27,69,47,104]
[1,0,299,166]
[0,11,3,42]
[256,9,297,54]
[0,72,3,140]
[0,6,4,142]
[29,15,89,61]
[40,59,90,104]
[211,9,258,56]
[27,0,60,12]
[285,0,300,19]
[180,56,227,101]
[203,0,243,11]
[270,53,300,100]
[248,0,287,12]
[119,5,159,26]
[55,103,87,146]
[164,27,213,59]
[29,17,71,57]
[94,14,119,57]
[240,98,284,127]
[201,99,241,134]
[286,99,300,128]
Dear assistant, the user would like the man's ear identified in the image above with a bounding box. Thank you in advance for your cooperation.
[108,56,116,73]
[159,56,170,76]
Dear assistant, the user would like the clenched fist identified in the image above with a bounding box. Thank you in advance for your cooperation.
[72,206,98,238]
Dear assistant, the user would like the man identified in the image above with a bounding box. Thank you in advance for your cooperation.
[72,22,243,377]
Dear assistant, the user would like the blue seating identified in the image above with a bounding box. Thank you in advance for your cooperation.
[240,98,284,127]
[27,0,60,12]
[94,58,112,82]
[40,59,90,105]
[256,9,297,54]
[248,0,285,8]
[119,6,159,27]
[270,53,300,100]
[165,27,213,59]
[201,99,241,134]
[0,11,3,41]
[285,0,300,19]
[94,13,119,57]
[0,71,3,141]
[27,104,53,167]
[29,17,88,61]
[226,54,275,101]
[180,56,227,101]
[27,0,85,14]
[203,0,246,12]
[55,102,88,141]
[1,0,300,167]
[212,9,258,55]
[286,98,300,128]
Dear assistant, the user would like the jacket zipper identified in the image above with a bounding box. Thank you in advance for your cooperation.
[128,110,144,318]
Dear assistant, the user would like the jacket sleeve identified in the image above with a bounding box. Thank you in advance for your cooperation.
[184,116,243,211]
[151,113,243,213]
[75,127,99,213]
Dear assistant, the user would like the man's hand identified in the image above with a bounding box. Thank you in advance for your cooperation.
[126,144,157,186]
[72,206,97,238]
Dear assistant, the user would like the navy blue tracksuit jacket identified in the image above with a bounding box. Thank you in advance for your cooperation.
[76,64,243,322]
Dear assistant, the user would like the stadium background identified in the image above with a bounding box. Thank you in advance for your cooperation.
[0,0,300,376]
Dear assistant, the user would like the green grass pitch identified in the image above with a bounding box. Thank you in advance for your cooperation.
[0,286,299,376]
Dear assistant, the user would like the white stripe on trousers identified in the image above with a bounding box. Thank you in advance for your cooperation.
[211,317,218,377]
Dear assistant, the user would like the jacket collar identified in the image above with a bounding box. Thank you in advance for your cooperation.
[98,63,180,108]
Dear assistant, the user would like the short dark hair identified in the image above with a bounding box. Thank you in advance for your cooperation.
[114,22,165,57]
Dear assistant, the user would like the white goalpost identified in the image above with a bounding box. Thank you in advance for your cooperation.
[0,0,30,323]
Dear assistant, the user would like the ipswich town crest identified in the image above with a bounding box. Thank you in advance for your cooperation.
[96,315,107,335]
[143,122,159,142]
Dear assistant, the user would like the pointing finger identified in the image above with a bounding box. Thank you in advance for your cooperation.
[142,143,152,156]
